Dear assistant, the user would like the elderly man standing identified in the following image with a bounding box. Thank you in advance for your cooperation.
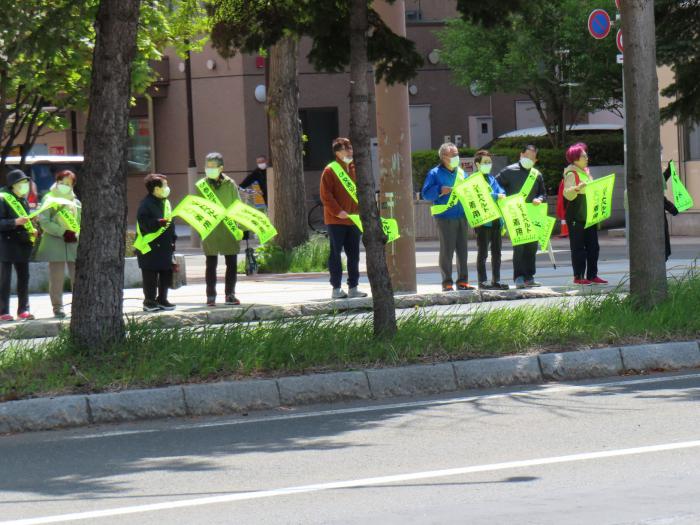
[421,142,474,291]
[496,144,547,289]
[320,137,368,300]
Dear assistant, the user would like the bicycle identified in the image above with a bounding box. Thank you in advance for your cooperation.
[307,194,327,236]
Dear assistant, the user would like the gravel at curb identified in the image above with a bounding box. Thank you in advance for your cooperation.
[1,339,697,435]
[0,286,616,341]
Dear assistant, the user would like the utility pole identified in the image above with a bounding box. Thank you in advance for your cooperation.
[373,0,417,293]
[184,47,200,247]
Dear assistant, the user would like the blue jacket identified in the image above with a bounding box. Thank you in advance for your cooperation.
[469,171,506,228]
[421,164,468,219]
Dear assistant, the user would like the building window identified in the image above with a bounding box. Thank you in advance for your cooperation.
[128,117,152,173]
[686,123,700,161]
[300,108,339,171]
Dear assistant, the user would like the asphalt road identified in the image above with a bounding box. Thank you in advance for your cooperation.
[2,371,700,524]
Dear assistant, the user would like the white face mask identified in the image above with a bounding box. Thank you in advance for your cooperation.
[205,167,221,179]
[479,163,492,175]
[342,156,353,164]
[14,181,30,197]
[156,186,171,199]
[520,157,535,171]
[257,163,267,170]
[56,183,72,195]
[448,156,460,170]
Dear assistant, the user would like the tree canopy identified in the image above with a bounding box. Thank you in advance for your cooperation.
[656,0,700,122]
[0,0,196,167]
[439,0,622,147]
[208,0,422,84]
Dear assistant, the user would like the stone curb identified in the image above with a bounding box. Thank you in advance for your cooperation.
[3,338,695,435]
[0,286,620,341]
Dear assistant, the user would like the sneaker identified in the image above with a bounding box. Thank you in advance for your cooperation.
[525,280,542,288]
[0,314,14,322]
[574,278,593,285]
[348,287,368,298]
[17,311,35,321]
[332,288,348,299]
[143,300,162,312]
[514,276,527,289]
[206,296,217,307]
[456,281,476,291]
[494,282,510,290]
[53,307,66,319]
[157,299,176,311]
[478,281,491,290]
[225,294,240,305]
[442,282,454,292]
[590,276,608,285]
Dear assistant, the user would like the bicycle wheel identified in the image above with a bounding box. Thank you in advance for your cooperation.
[307,202,327,235]
[245,247,258,275]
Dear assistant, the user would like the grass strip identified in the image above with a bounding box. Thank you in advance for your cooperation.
[2,271,700,400]
[238,234,333,274]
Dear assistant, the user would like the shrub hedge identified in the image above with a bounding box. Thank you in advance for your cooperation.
[412,133,624,194]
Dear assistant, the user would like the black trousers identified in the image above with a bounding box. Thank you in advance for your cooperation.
[142,269,173,303]
[567,220,599,280]
[475,224,502,284]
[513,241,538,281]
[327,224,361,289]
[664,214,671,261]
[0,261,29,315]
[206,255,237,298]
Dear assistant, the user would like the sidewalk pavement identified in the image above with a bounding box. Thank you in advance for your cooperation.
[2,340,699,434]
[3,235,699,322]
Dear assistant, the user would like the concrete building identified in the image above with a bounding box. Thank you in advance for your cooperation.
[15,1,643,230]
[22,1,537,222]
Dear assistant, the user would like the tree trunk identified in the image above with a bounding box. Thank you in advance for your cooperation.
[70,0,141,349]
[349,0,397,338]
[621,0,667,307]
[268,36,308,251]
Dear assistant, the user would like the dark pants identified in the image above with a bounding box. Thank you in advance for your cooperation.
[475,224,502,284]
[0,261,29,315]
[327,224,361,289]
[206,255,237,298]
[567,220,599,280]
[513,242,538,281]
[664,214,671,261]
[436,217,469,285]
[142,269,173,303]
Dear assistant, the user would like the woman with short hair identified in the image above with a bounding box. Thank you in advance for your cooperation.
[135,174,177,312]
[35,170,81,318]
[563,143,607,285]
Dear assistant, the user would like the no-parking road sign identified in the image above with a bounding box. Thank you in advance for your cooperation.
[617,29,624,53]
[588,9,611,40]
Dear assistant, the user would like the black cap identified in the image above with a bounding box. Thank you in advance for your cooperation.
[6,169,30,188]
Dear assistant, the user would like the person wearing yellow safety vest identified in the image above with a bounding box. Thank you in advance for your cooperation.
[421,142,474,291]
[496,145,547,289]
[34,170,81,318]
[0,169,36,321]
[470,150,509,290]
[135,174,177,312]
[562,143,607,286]
[319,137,368,300]
[199,152,246,306]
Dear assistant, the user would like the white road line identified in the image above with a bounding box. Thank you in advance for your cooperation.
[4,440,700,525]
[60,371,700,441]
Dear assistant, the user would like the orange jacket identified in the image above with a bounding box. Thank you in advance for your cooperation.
[319,162,359,226]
